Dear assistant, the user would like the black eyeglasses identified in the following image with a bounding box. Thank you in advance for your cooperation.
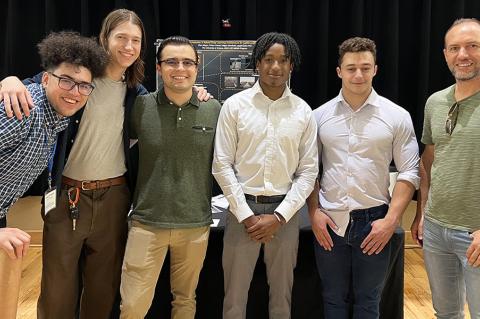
[159,58,198,69]
[49,73,95,96]
[445,102,460,136]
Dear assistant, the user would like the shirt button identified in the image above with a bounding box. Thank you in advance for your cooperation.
[75,120,79,124]
[179,117,182,121]
[70,139,74,143]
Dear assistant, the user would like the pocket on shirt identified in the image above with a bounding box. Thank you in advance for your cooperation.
[192,125,215,148]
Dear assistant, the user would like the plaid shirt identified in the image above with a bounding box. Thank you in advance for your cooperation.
[0,83,69,218]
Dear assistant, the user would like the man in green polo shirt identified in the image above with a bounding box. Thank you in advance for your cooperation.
[118,36,221,319]
[411,18,480,318]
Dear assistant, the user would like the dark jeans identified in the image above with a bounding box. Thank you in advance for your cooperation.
[314,204,391,319]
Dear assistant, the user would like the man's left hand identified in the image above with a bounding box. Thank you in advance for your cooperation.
[247,214,281,243]
[360,217,397,255]
[466,230,480,267]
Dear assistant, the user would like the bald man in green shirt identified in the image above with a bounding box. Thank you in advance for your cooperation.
[411,18,480,319]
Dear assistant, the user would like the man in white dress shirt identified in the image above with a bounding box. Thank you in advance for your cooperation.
[306,37,419,319]
[213,32,318,319]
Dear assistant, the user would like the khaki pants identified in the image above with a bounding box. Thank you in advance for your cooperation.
[0,250,22,319]
[120,222,210,319]
[37,185,130,319]
[0,218,22,319]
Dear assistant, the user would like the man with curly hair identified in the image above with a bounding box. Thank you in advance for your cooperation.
[0,31,107,260]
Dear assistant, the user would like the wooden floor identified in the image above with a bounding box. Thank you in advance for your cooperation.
[15,247,471,319]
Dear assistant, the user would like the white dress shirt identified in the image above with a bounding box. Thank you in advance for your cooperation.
[213,81,318,223]
[314,89,419,236]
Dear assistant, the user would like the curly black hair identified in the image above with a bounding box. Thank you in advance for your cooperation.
[37,31,108,78]
[252,32,301,71]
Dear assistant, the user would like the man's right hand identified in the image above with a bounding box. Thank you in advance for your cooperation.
[310,208,337,251]
[0,227,31,260]
[0,76,34,120]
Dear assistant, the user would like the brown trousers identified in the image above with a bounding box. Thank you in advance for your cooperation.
[37,184,130,319]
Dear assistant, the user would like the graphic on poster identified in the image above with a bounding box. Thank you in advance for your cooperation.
[155,40,257,103]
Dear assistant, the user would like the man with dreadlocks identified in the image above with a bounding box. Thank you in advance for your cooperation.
[306,37,419,319]
[213,32,318,319]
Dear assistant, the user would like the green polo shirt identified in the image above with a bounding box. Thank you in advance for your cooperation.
[130,88,221,228]
[422,85,480,231]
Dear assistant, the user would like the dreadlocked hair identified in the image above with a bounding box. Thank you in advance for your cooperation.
[252,32,301,71]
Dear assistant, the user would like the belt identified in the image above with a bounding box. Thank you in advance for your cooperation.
[62,176,126,191]
[350,204,389,221]
[245,194,286,204]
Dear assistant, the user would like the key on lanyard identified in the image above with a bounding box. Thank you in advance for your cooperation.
[67,187,80,231]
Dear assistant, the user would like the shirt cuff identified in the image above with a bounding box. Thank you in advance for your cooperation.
[232,201,255,223]
[274,201,297,223]
[396,172,420,190]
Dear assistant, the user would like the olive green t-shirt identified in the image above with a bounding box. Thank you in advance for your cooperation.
[130,88,221,228]
[422,85,480,231]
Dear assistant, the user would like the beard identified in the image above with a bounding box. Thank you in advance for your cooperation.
[450,65,480,81]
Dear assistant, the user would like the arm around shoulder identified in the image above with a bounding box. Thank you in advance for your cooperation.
[136,83,148,96]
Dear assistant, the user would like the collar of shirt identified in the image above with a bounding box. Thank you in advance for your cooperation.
[156,87,200,108]
[251,80,293,104]
[335,88,381,112]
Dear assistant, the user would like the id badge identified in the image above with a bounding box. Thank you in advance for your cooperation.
[44,187,57,215]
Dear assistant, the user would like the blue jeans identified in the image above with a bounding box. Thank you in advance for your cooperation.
[423,218,480,319]
[314,204,391,319]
